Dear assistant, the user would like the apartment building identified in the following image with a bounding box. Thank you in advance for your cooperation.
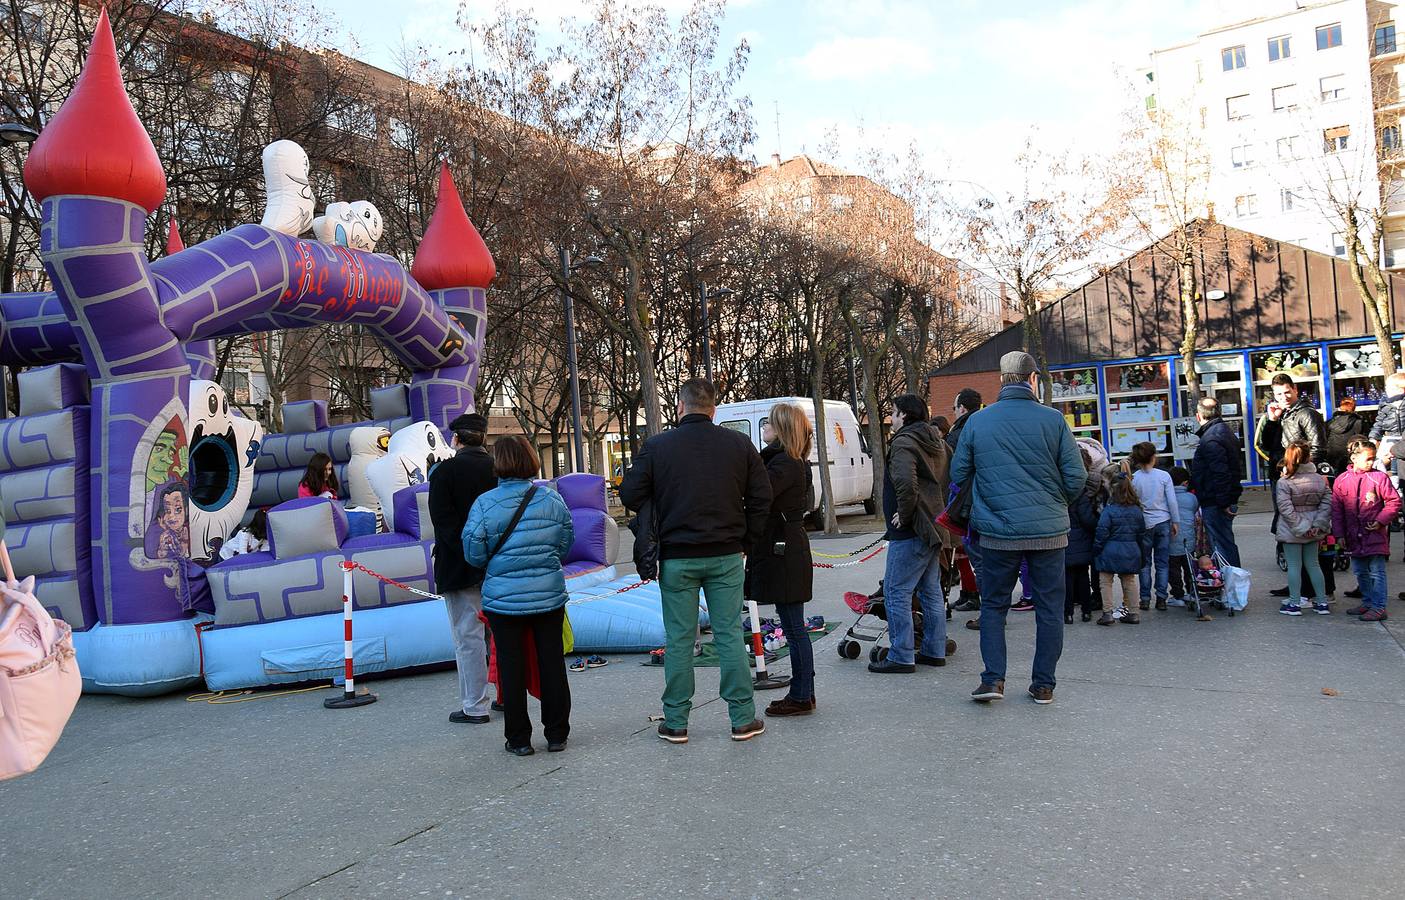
[1140,0,1405,264]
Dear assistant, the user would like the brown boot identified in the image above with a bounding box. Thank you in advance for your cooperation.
[765,696,815,717]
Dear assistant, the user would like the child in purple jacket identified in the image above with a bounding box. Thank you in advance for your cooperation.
[1332,440,1402,622]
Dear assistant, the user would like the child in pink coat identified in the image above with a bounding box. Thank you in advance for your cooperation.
[1331,440,1401,622]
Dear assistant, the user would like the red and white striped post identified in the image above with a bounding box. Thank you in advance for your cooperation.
[745,597,790,691]
[325,561,378,709]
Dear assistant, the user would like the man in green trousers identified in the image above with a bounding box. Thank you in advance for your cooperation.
[621,378,773,742]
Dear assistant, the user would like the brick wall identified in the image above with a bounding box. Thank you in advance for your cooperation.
[929,370,1002,417]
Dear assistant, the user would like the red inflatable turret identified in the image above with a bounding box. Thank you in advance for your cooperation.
[410,163,496,291]
[23,8,167,212]
[165,216,185,255]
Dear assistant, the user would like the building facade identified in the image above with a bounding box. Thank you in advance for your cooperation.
[1140,0,1405,263]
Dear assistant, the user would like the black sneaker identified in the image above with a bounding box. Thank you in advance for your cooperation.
[953,593,981,612]
[1138,599,1150,611]
[491,701,505,712]
[1345,587,1363,599]
[1270,586,1290,598]
[1011,598,1035,612]
[504,742,534,756]
[915,653,946,667]
[1155,598,1168,611]
[1121,612,1141,624]
[547,740,567,752]
[1096,611,1115,626]
[868,658,916,673]
[730,719,766,741]
[1028,685,1054,705]
[449,711,490,724]
[971,680,1005,702]
[657,723,689,744]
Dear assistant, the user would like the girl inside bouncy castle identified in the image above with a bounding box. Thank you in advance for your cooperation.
[298,452,340,499]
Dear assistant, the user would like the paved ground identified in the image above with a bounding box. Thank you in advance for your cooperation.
[4,510,1404,899]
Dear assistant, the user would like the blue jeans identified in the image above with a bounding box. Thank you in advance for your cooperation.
[977,546,1065,689]
[881,537,948,665]
[1352,555,1388,610]
[1140,521,1172,602]
[1201,506,1240,567]
[775,603,814,701]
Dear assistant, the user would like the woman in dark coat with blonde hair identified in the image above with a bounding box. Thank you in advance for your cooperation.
[746,402,815,717]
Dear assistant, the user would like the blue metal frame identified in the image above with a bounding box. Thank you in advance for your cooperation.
[1051,333,1404,487]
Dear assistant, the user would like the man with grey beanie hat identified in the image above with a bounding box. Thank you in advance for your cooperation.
[949,351,1085,705]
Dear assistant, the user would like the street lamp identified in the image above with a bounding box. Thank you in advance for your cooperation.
[559,248,602,473]
[696,282,732,384]
[0,123,39,145]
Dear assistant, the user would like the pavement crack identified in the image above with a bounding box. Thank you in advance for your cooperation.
[277,860,358,898]
[1057,675,1405,705]
[509,764,565,792]
[390,822,440,846]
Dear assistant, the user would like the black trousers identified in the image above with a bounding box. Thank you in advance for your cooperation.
[1169,554,1193,599]
[485,608,571,748]
[1064,564,1096,616]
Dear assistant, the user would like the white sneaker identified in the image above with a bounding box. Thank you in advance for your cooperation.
[1112,605,1128,620]
[1167,597,1187,607]
[1297,597,1313,609]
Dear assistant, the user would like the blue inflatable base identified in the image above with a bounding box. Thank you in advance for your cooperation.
[566,576,712,653]
[72,617,209,696]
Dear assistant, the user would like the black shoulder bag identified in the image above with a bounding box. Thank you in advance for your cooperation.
[487,486,538,561]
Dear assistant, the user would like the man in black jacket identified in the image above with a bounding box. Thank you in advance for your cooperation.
[620,378,772,744]
[427,413,498,724]
[946,387,981,452]
[1191,398,1244,566]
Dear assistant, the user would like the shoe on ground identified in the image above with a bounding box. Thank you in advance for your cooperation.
[971,680,1005,702]
[449,711,490,724]
[868,658,916,674]
[1398,591,1405,602]
[1121,612,1141,624]
[1155,598,1168,611]
[1081,611,1093,622]
[1313,602,1330,615]
[731,719,766,741]
[915,653,947,667]
[965,618,980,630]
[1112,605,1128,620]
[1345,587,1363,599]
[1297,597,1313,609]
[1270,586,1290,597]
[1279,601,1303,617]
[1064,614,1074,625]
[547,740,567,752]
[1360,608,1389,622]
[765,696,815,717]
[1346,604,1370,616]
[586,655,609,668]
[491,701,505,712]
[1097,611,1115,626]
[953,593,981,612]
[1028,685,1054,705]
[1167,596,1186,607]
[1011,599,1035,612]
[568,656,587,672]
[1138,599,1151,611]
[504,742,534,756]
[657,723,689,744]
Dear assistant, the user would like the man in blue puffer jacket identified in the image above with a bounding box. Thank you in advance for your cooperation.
[949,351,1086,706]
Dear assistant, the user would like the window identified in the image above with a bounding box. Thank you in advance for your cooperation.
[1324,125,1350,153]
[1332,232,1347,256]
[1281,188,1296,211]
[1272,84,1297,110]
[1234,194,1258,217]
[1320,73,1346,101]
[1384,124,1402,150]
[1277,135,1300,158]
[1226,94,1251,120]
[1221,45,1247,71]
[1230,144,1255,168]
[1385,231,1405,267]
[720,419,752,440]
[1376,23,1397,55]
[1268,34,1292,61]
[1145,94,1158,112]
[1317,23,1342,50]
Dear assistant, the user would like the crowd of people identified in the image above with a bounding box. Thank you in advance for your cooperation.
[420,356,1405,752]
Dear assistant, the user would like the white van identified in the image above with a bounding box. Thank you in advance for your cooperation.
[713,397,876,517]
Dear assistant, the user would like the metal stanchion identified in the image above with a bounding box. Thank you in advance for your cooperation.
[325,561,377,709]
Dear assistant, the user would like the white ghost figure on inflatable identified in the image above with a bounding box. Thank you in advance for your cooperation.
[259,140,315,237]
[312,200,383,252]
[186,380,264,563]
[366,422,454,531]
[346,425,391,522]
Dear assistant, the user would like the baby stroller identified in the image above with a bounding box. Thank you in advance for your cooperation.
[836,548,957,662]
[1186,557,1224,618]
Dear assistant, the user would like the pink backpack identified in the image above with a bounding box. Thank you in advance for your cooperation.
[0,576,81,781]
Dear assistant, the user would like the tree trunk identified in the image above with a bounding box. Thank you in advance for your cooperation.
[1021,289,1053,405]
[623,256,664,436]
[1179,254,1202,406]
[810,348,839,534]
[860,358,886,516]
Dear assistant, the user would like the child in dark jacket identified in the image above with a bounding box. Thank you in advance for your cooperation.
[1093,471,1150,625]
[1332,440,1402,622]
[1167,467,1199,606]
[1064,449,1102,624]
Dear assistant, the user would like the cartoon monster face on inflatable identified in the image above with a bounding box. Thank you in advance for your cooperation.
[313,200,383,252]
[366,422,454,531]
[186,380,264,563]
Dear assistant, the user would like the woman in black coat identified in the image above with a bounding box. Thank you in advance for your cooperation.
[746,402,815,717]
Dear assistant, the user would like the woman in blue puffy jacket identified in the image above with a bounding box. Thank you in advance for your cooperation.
[464,435,575,757]
[1093,470,1150,626]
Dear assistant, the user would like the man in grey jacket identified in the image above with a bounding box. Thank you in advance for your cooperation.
[949,351,1085,706]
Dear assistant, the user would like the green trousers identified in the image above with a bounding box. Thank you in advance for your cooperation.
[659,553,755,729]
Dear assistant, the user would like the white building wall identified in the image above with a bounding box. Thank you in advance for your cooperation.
[1142,0,1390,258]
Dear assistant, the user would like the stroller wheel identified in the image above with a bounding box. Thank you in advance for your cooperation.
[868,645,885,664]
[1276,544,1288,572]
[839,640,861,660]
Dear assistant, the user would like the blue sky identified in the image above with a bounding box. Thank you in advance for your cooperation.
[334,0,1281,197]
